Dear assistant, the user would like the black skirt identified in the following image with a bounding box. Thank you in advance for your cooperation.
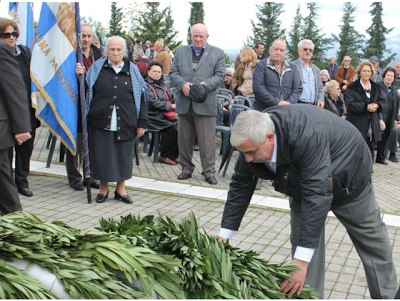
[88,127,134,182]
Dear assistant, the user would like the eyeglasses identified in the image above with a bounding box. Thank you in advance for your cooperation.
[1,31,17,39]
[302,48,313,52]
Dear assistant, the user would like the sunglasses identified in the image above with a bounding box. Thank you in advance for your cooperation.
[2,31,18,39]
[303,48,313,52]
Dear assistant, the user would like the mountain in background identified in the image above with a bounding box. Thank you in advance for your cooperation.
[225,35,400,67]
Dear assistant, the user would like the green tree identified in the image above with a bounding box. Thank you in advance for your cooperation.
[287,4,302,61]
[332,2,365,67]
[301,2,333,69]
[131,3,182,51]
[108,2,125,37]
[246,2,286,50]
[364,2,396,68]
[187,2,205,45]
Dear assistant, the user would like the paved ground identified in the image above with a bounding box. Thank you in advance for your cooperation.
[14,125,400,298]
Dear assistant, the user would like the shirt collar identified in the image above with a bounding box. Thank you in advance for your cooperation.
[108,59,124,73]
[191,43,207,56]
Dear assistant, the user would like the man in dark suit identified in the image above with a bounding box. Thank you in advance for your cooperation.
[67,23,102,191]
[325,57,338,80]
[0,39,32,215]
[254,42,265,60]
[170,23,225,185]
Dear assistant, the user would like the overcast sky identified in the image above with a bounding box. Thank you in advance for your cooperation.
[1,1,399,51]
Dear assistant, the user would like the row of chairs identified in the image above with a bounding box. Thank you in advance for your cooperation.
[216,89,252,177]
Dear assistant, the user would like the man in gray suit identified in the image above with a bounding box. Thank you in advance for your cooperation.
[294,39,324,107]
[170,23,225,185]
[0,39,31,215]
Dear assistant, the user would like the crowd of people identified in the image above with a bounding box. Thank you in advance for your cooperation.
[1,16,400,298]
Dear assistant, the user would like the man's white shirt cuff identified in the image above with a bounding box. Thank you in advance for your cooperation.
[219,228,235,239]
[294,246,315,262]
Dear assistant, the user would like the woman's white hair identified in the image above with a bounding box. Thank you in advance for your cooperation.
[230,110,275,147]
[105,35,128,58]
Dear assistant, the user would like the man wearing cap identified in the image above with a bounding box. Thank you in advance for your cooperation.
[170,23,225,185]
[369,55,383,82]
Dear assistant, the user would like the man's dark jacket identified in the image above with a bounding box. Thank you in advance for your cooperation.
[221,105,372,248]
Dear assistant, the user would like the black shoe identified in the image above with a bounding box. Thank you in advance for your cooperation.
[95,190,109,203]
[18,187,33,197]
[388,155,399,163]
[178,172,192,180]
[83,180,100,189]
[375,160,388,165]
[193,144,200,151]
[115,191,133,204]
[205,176,218,185]
[70,181,85,190]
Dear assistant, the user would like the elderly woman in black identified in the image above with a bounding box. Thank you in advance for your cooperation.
[376,67,399,164]
[145,61,179,165]
[323,80,347,118]
[83,36,148,204]
[346,61,385,161]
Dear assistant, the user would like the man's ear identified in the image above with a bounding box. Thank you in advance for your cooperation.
[266,132,274,141]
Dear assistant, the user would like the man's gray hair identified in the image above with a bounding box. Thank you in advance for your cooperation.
[298,39,314,50]
[231,110,275,147]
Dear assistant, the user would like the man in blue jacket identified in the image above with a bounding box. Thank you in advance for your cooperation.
[252,39,302,111]
[219,105,397,299]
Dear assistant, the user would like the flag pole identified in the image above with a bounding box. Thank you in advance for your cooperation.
[75,2,92,204]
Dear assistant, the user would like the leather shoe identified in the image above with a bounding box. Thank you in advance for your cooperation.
[205,176,218,185]
[95,190,109,203]
[70,181,85,191]
[158,156,177,165]
[177,172,192,180]
[83,180,100,189]
[388,155,399,163]
[115,191,133,204]
[18,187,33,197]
[375,160,388,165]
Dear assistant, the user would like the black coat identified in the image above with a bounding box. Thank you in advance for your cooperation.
[144,76,177,131]
[345,79,384,142]
[221,105,372,248]
[377,81,399,127]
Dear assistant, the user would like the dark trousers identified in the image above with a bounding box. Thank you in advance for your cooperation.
[14,129,35,189]
[66,132,96,185]
[376,126,391,161]
[66,132,83,185]
[160,126,179,160]
[0,147,22,215]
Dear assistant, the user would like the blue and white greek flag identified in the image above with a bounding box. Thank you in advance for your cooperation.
[8,2,35,49]
[31,2,78,155]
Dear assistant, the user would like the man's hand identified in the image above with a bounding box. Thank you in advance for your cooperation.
[75,62,85,76]
[137,128,145,137]
[218,236,227,243]
[182,82,192,97]
[316,100,324,108]
[278,100,291,105]
[15,132,32,145]
[279,259,308,297]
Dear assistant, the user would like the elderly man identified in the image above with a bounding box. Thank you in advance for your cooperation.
[153,39,171,86]
[170,23,225,185]
[325,57,338,80]
[219,106,397,299]
[335,55,355,94]
[252,39,302,111]
[68,24,102,191]
[369,56,383,82]
[294,39,324,107]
